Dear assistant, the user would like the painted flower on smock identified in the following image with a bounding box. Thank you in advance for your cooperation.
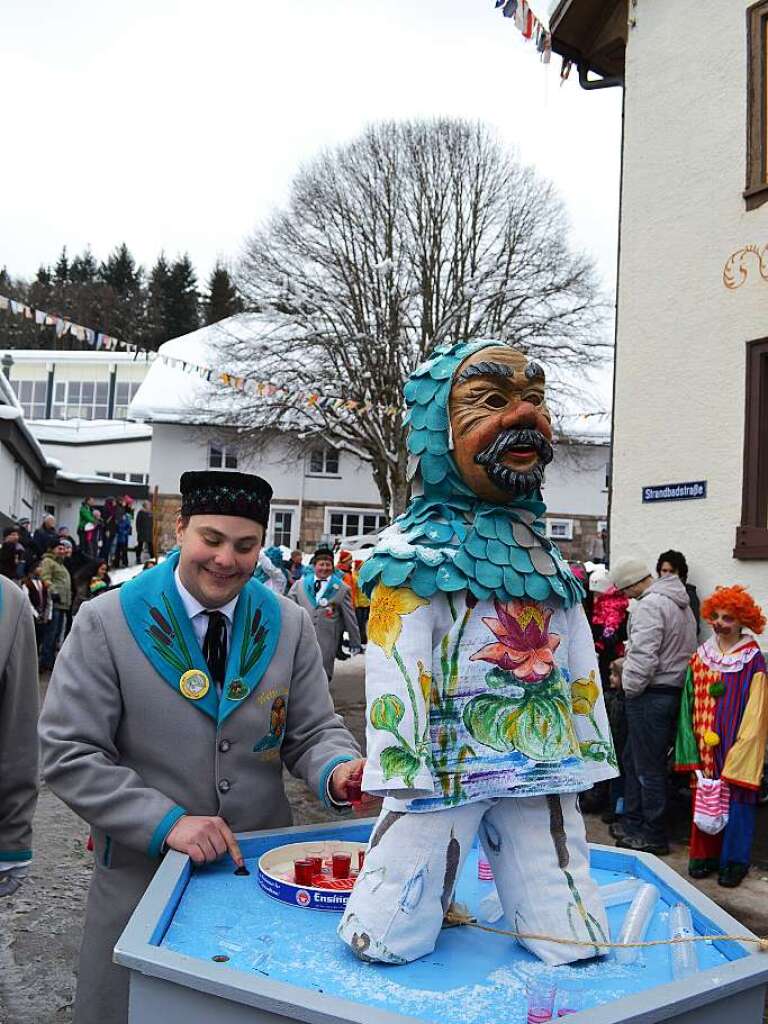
[470,599,560,683]
[368,584,429,657]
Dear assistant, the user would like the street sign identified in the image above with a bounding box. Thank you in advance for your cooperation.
[642,481,707,503]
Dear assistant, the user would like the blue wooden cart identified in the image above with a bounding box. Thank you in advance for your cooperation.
[115,818,768,1024]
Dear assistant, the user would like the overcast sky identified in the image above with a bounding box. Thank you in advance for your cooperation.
[1,0,622,295]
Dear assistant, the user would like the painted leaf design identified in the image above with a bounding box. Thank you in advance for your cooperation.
[441,832,461,913]
[370,694,406,733]
[380,746,422,786]
[369,811,404,851]
[498,695,579,762]
[462,694,513,752]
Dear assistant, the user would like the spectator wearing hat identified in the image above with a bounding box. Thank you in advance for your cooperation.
[607,557,698,854]
[39,470,367,1024]
[288,546,361,681]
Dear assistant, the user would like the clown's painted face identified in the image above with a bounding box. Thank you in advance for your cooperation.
[448,345,554,503]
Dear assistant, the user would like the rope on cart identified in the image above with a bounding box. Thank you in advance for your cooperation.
[443,905,768,952]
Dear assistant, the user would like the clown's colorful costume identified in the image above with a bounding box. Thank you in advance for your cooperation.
[674,636,768,879]
[339,340,617,967]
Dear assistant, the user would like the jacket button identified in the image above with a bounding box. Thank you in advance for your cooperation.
[218,779,231,793]
[218,739,231,753]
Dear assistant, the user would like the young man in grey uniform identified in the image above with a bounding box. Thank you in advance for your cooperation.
[39,471,365,1024]
[288,546,361,681]
[0,574,39,897]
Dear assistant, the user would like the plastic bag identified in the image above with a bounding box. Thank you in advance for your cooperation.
[692,771,729,835]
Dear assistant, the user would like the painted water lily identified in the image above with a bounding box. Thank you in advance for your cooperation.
[368,584,429,657]
[470,598,560,683]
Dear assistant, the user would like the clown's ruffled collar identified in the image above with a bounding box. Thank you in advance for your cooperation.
[359,340,584,609]
[698,635,761,673]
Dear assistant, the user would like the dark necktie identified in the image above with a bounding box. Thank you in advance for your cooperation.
[203,611,227,687]
[314,580,322,594]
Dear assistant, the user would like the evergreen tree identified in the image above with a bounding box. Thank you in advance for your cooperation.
[54,247,69,285]
[141,252,171,350]
[165,254,200,339]
[99,242,142,294]
[203,262,243,324]
[70,247,98,284]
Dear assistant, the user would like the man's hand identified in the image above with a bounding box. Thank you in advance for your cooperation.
[330,759,380,813]
[165,815,244,868]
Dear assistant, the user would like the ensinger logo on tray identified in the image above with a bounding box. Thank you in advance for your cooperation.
[295,889,311,907]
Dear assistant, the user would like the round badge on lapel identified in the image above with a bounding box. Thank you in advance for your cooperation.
[319,598,328,607]
[179,669,210,700]
[226,678,249,702]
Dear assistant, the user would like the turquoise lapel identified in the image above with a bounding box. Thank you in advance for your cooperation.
[303,570,343,608]
[119,551,281,723]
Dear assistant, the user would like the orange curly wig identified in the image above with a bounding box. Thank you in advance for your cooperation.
[701,585,766,634]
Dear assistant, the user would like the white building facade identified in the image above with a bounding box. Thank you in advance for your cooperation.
[0,349,152,486]
[550,0,768,607]
[131,317,610,557]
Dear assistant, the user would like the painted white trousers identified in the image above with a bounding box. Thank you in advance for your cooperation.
[338,795,608,966]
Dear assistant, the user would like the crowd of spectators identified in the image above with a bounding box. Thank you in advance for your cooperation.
[0,497,155,670]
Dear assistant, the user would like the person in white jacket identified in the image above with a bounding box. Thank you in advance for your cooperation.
[608,558,698,855]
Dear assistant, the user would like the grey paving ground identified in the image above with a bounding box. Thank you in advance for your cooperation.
[1,655,767,1023]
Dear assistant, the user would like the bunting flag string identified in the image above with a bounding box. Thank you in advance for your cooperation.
[494,0,552,64]
[0,292,403,419]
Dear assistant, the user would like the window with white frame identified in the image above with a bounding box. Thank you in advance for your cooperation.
[307,447,340,475]
[96,471,149,484]
[114,381,141,419]
[271,509,293,548]
[11,379,47,418]
[326,508,387,539]
[208,444,238,469]
[545,518,574,541]
[52,380,109,420]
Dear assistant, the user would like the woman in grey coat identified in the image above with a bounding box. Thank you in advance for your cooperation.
[0,574,39,897]
[288,546,362,681]
[39,471,365,1024]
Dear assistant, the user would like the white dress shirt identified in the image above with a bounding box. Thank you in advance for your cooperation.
[174,568,238,651]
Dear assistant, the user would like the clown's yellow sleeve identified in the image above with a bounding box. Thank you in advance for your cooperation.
[722,670,768,790]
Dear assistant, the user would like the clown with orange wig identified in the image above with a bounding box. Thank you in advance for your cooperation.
[674,585,768,887]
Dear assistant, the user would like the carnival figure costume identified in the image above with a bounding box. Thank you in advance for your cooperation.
[339,340,617,966]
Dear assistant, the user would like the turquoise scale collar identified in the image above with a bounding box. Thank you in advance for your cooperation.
[359,339,584,609]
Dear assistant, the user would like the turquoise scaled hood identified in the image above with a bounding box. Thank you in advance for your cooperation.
[358,339,584,609]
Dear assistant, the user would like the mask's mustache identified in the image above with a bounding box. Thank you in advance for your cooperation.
[474,428,554,468]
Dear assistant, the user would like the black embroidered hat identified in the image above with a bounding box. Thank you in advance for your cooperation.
[179,471,273,529]
[311,546,335,564]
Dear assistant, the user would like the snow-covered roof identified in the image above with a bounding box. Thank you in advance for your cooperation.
[128,313,612,444]
[28,419,153,444]
[129,313,298,424]
[0,373,58,469]
[1,349,150,365]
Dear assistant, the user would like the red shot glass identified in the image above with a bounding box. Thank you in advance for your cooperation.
[346,777,362,804]
[294,859,315,886]
[332,853,351,879]
[358,849,365,871]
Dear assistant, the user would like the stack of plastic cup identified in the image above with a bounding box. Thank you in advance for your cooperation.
[526,979,556,1023]
[478,855,494,880]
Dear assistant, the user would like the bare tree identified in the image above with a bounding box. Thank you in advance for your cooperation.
[218,118,608,518]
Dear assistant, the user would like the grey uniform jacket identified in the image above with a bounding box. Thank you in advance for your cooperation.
[38,587,360,1024]
[288,577,361,680]
[0,575,39,866]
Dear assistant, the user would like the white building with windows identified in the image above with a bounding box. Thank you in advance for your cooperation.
[548,0,768,607]
[130,317,611,558]
[0,349,152,487]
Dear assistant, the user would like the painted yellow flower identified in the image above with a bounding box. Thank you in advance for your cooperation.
[417,659,432,706]
[368,584,429,657]
[703,729,720,748]
[571,670,600,716]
